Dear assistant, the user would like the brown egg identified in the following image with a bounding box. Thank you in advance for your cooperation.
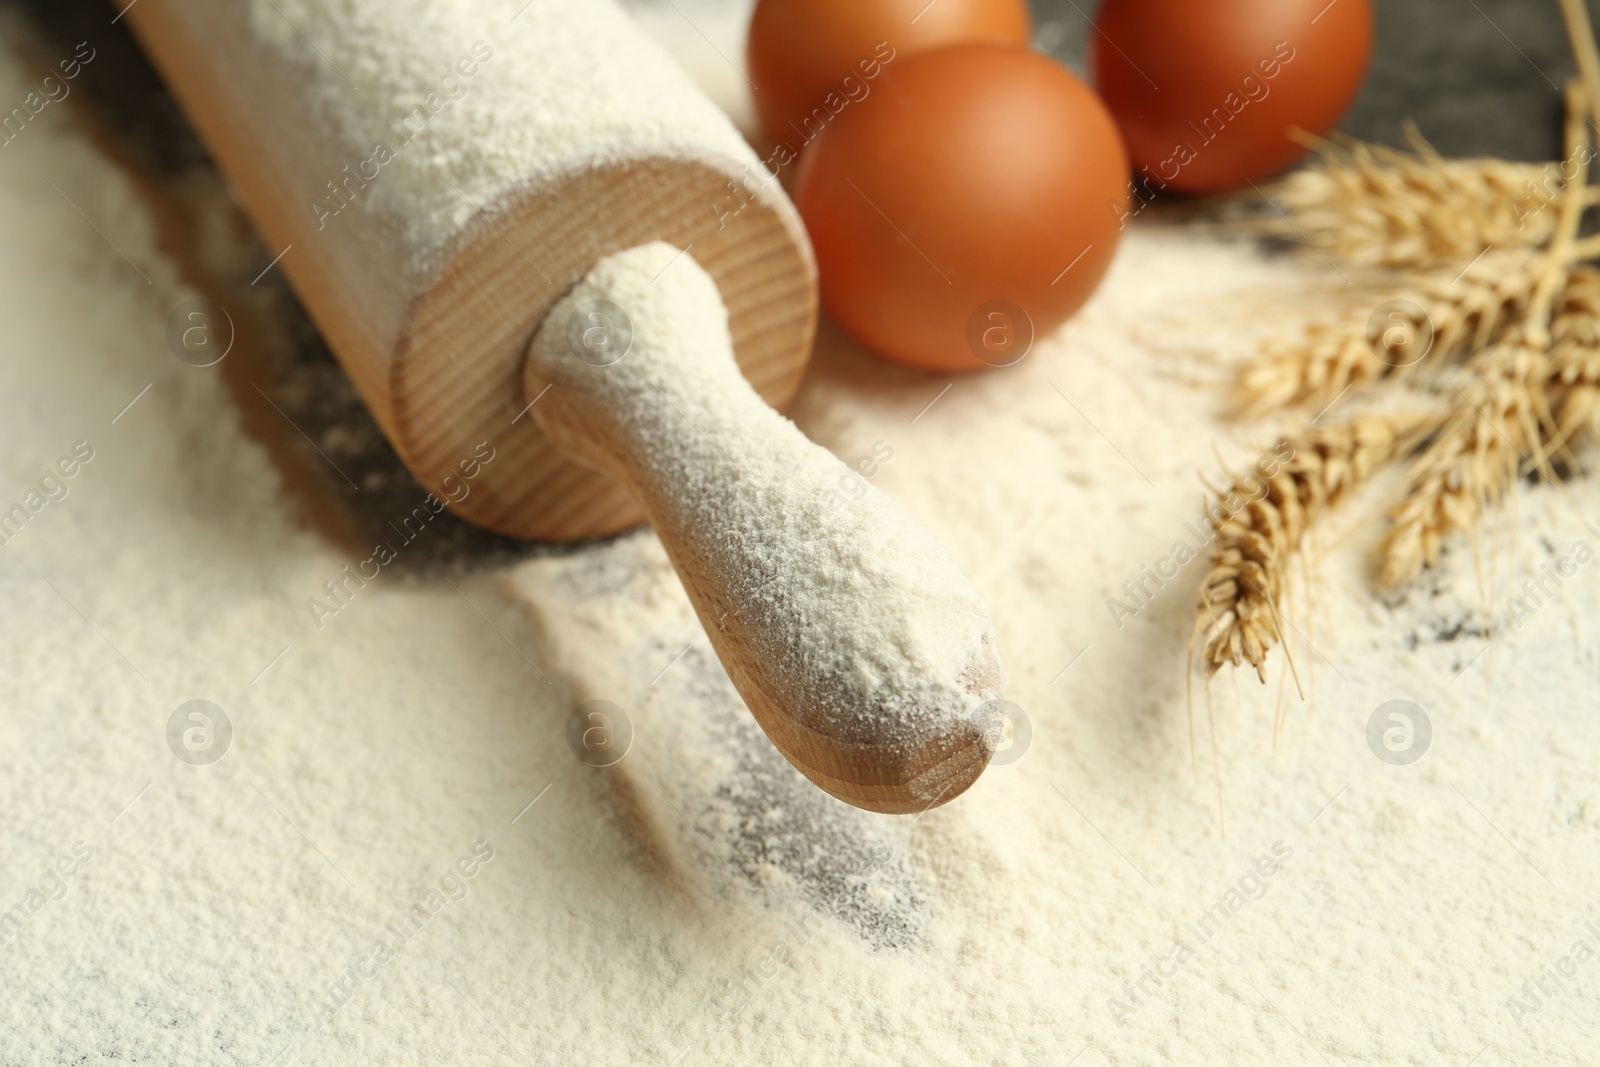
[1094,0,1375,194]
[794,44,1130,373]
[746,0,1030,152]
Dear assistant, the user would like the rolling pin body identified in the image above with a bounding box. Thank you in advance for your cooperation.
[124,0,1005,812]
[124,0,815,540]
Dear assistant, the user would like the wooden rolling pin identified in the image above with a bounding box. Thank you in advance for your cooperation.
[124,0,1004,813]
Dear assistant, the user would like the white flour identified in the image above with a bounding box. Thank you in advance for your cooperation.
[246,0,762,269]
[0,6,1596,1067]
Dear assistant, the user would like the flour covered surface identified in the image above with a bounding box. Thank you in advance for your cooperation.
[0,5,1596,1067]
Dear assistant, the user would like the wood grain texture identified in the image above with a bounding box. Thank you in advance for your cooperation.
[402,156,815,539]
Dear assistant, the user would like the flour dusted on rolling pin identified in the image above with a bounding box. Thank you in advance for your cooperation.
[248,0,761,267]
[529,244,1005,768]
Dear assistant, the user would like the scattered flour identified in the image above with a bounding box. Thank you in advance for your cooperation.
[0,5,1596,1067]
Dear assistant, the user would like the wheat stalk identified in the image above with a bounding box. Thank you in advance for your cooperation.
[1185,14,1600,795]
[1276,131,1571,269]
[1382,278,1591,596]
[1239,78,1593,422]
[1379,343,1556,587]
[1195,411,1433,680]
[1548,266,1600,444]
[1233,247,1548,418]
[1379,82,1595,588]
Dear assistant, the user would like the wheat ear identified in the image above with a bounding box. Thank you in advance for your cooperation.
[1381,83,1594,587]
[1196,411,1433,680]
[1550,266,1600,445]
[1233,248,1548,418]
[1276,129,1573,269]
[1380,343,1560,587]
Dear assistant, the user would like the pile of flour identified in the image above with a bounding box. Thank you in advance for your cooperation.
[0,4,1596,1066]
